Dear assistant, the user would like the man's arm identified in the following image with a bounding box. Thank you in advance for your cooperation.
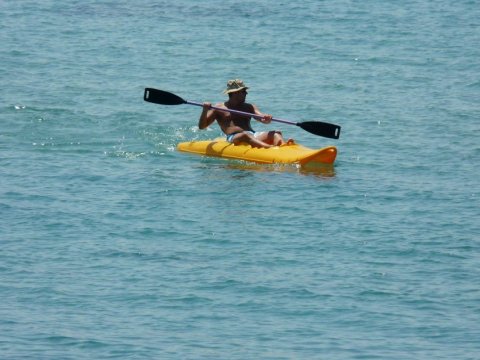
[198,102,216,129]
[252,104,272,124]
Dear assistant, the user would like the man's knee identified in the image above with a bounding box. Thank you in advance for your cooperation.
[234,132,254,143]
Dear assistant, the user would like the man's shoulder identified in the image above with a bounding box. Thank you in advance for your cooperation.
[215,102,226,108]
[213,102,229,117]
[242,103,255,111]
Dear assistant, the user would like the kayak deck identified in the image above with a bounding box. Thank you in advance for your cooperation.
[177,139,337,165]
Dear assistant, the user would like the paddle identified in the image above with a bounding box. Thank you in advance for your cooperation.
[144,88,341,139]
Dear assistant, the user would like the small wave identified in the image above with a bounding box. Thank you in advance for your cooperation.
[466,80,480,88]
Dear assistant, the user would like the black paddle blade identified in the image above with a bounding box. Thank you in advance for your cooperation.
[298,121,341,139]
[144,88,186,105]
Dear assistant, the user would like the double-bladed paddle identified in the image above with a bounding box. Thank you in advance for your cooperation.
[143,88,341,139]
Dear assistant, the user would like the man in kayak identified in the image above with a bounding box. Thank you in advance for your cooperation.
[198,79,292,148]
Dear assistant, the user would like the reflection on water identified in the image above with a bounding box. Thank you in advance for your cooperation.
[218,160,336,178]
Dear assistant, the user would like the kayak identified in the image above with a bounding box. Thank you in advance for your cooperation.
[177,139,337,165]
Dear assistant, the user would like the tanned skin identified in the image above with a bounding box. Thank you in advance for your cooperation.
[198,89,289,148]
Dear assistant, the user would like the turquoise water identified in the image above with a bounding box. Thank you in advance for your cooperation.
[1,0,479,358]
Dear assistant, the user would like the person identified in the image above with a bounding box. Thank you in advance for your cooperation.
[198,79,292,148]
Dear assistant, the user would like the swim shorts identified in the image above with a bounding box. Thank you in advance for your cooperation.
[226,131,265,143]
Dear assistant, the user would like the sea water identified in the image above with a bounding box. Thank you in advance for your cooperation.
[1,1,479,359]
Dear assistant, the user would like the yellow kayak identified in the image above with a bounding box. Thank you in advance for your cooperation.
[177,139,337,165]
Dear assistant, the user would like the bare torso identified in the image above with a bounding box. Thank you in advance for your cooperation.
[214,102,256,135]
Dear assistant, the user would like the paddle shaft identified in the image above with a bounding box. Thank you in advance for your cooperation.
[185,100,297,126]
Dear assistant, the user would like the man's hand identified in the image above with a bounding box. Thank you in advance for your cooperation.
[262,114,272,124]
